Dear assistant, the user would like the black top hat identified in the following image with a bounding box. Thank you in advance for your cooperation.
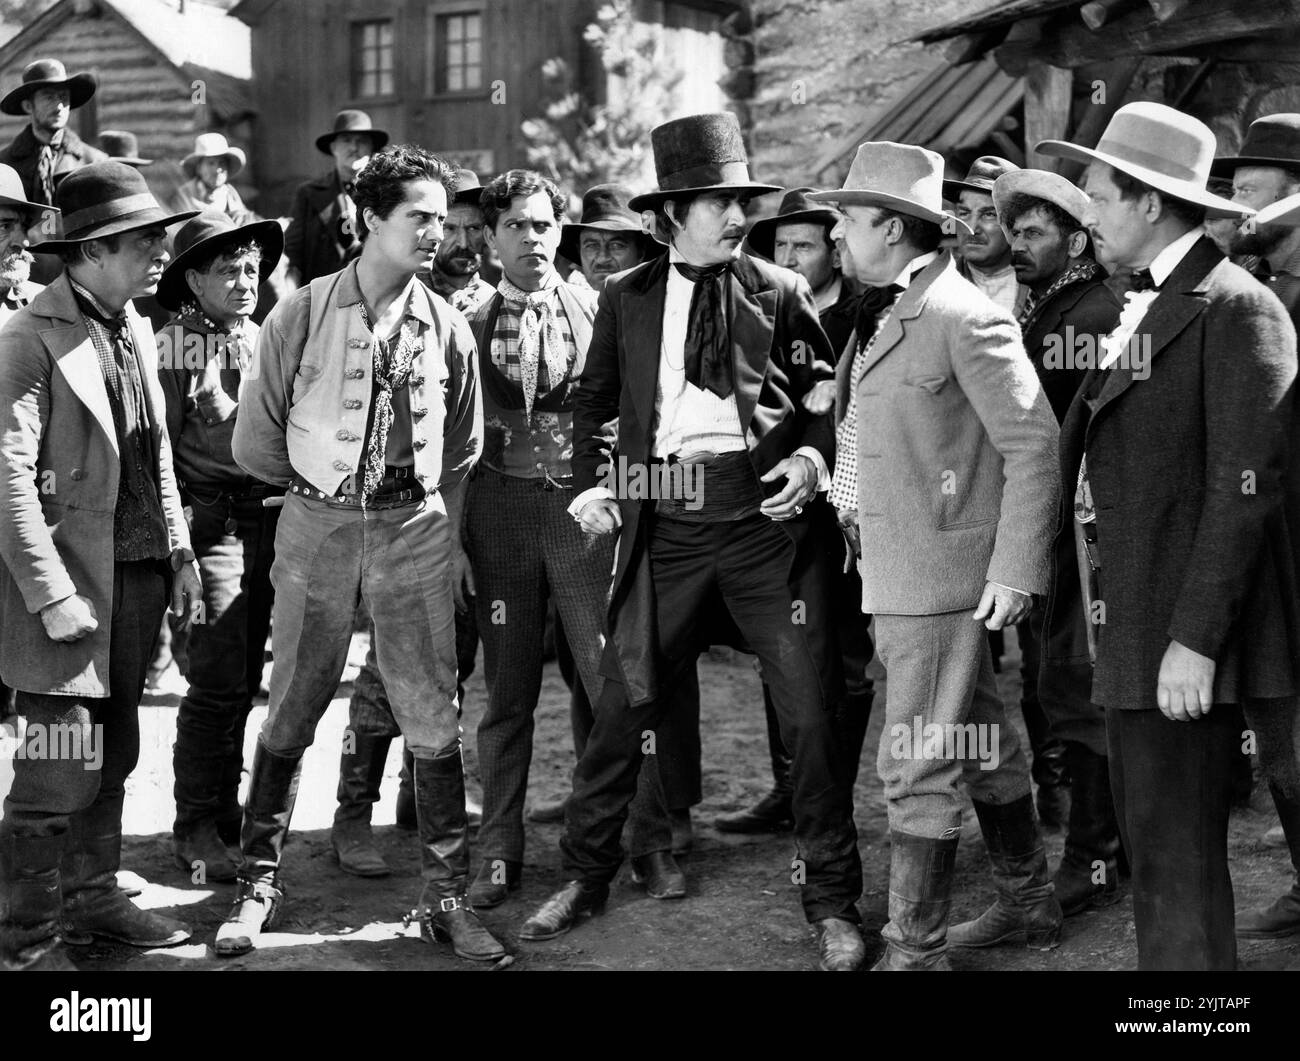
[1,58,96,116]
[1211,114,1300,176]
[30,161,199,253]
[558,183,656,262]
[745,187,841,261]
[451,168,482,206]
[316,110,390,155]
[157,212,284,311]
[942,155,1020,200]
[628,112,779,212]
[98,130,152,167]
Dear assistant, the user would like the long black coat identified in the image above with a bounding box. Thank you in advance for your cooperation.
[284,171,361,284]
[1052,236,1299,712]
[0,125,105,207]
[572,252,837,706]
[1022,274,1122,422]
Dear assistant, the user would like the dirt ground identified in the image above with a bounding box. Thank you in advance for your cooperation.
[3,626,1298,973]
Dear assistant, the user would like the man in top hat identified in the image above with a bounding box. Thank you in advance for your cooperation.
[98,131,152,168]
[285,110,388,288]
[154,212,285,883]
[810,141,1062,970]
[225,145,506,964]
[558,183,659,289]
[175,134,251,223]
[518,112,867,972]
[1211,116,1300,944]
[1037,101,1298,971]
[947,156,1031,320]
[0,59,106,207]
[992,168,1126,917]
[0,161,200,971]
[719,186,877,837]
[422,168,494,314]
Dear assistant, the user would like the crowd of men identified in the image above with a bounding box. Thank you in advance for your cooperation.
[0,53,1298,974]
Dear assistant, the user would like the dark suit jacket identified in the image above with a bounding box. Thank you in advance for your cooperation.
[1055,236,1299,712]
[572,251,836,705]
[1023,274,1122,423]
[285,171,361,284]
[0,126,105,206]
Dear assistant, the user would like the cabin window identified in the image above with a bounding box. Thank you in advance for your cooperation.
[431,10,483,94]
[352,19,395,99]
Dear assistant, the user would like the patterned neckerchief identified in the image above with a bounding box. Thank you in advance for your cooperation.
[1018,259,1102,329]
[356,298,422,501]
[497,271,566,422]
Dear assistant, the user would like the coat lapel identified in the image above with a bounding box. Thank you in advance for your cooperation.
[34,277,118,454]
[854,252,947,379]
[728,255,776,435]
[622,255,668,434]
[1091,238,1217,415]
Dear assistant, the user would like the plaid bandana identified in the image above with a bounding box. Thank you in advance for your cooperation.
[497,272,566,423]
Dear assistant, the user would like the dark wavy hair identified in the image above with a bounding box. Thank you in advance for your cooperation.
[352,144,458,241]
[479,169,565,231]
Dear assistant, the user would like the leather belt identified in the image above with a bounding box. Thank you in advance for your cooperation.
[289,465,427,510]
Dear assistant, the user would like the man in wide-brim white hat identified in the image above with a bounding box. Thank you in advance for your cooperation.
[1035,101,1298,972]
[175,133,251,223]
[807,141,1064,971]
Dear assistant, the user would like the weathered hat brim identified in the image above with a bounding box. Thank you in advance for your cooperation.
[316,129,390,155]
[31,207,201,254]
[558,218,655,263]
[1254,191,1300,229]
[182,150,246,180]
[0,192,56,230]
[109,156,153,167]
[627,181,781,213]
[941,178,996,200]
[0,72,96,116]
[806,189,972,236]
[746,207,841,260]
[1209,154,1300,178]
[156,218,284,310]
[1036,139,1250,219]
[991,169,1089,227]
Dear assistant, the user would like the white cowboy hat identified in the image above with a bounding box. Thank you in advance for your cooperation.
[807,141,971,235]
[182,133,246,180]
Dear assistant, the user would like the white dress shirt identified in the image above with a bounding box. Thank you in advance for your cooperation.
[1098,227,1201,369]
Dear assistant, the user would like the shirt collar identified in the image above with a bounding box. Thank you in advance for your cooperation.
[335,259,432,326]
[1145,228,1203,288]
[892,250,939,289]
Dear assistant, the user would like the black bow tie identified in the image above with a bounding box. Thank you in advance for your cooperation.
[1128,268,1159,293]
[674,262,733,399]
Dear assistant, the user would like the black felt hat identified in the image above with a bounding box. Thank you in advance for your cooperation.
[558,183,657,262]
[1,58,96,116]
[157,212,284,311]
[745,187,841,261]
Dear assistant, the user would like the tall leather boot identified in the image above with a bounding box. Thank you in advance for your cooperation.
[947,794,1063,950]
[405,748,506,962]
[172,727,238,883]
[330,732,393,877]
[214,741,302,957]
[1236,781,1300,939]
[1,832,76,971]
[872,831,959,971]
[715,688,794,833]
[61,793,191,948]
[1054,742,1123,915]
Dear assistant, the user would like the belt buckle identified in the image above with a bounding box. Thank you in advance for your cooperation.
[438,897,460,913]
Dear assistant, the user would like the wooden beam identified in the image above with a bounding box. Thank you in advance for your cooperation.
[990,130,1027,166]
[1031,0,1300,68]
[1080,0,1139,31]
[1148,0,1191,20]
[1046,58,1143,186]
[1172,32,1300,61]
[943,29,1005,65]
[1023,64,1073,174]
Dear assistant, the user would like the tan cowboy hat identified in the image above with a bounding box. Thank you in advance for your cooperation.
[943,156,1020,201]
[627,113,779,212]
[1254,191,1300,229]
[1036,102,1249,220]
[1,58,96,116]
[0,162,57,229]
[182,133,246,180]
[807,142,971,235]
[992,169,1091,228]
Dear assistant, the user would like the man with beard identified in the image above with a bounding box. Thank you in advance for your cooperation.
[175,134,251,223]
[0,59,106,208]
[948,157,1030,319]
[423,169,494,313]
[0,163,200,971]
[1211,115,1300,943]
[992,169,1127,917]
[0,164,49,328]
[285,111,387,288]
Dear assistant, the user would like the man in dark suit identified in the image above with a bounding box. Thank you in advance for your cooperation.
[1218,119,1300,942]
[992,168,1127,917]
[284,110,388,287]
[517,113,865,971]
[1039,102,1299,970]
